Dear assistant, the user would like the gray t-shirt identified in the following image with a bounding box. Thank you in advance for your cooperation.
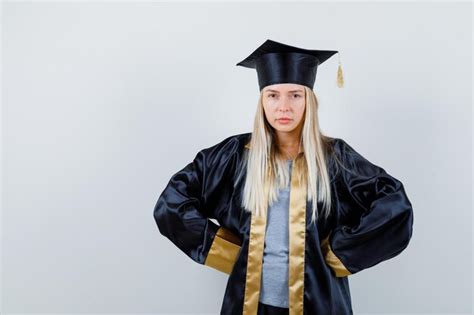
[259,159,292,308]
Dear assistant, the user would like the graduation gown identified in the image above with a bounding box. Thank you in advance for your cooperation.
[153,132,414,315]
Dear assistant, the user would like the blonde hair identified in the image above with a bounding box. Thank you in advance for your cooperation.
[235,86,338,226]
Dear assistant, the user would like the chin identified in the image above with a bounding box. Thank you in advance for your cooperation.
[274,124,297,132]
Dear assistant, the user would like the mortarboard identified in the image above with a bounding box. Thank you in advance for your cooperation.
[236,39,344,91]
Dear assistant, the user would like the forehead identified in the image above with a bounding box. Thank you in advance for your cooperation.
[263,83,305,93]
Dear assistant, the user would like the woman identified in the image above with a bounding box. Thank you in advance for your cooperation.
[153,39,414,315]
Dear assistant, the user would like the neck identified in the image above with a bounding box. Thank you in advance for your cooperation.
[276,132,300,147]
[275,128,303,160]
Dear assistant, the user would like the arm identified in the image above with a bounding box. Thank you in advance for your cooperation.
[321,139,414,277]
[153,138,242,274]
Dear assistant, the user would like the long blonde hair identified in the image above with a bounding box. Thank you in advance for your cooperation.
[236,86,338,226]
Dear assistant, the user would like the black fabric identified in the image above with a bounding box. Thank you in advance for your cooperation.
[257,302,289,315]
[153,132,414,314]
[236,39,338,90]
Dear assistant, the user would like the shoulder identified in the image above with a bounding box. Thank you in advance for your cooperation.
[327,137,386,179]
[196,132,252,165]
[328,136,370,160]
[326,136,353,155]
[200,132,251,154]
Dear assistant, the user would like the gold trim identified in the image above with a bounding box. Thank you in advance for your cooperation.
[242,181,269,314]
[204,226,242,274]
[242,208,267,314]
[241,146,308,313]
[320,235,352,277]
[288,156,307,314]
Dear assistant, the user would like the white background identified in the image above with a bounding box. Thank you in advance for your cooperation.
[2,1,472,314]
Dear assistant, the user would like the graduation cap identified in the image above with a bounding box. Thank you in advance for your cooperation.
[236,39,344,91]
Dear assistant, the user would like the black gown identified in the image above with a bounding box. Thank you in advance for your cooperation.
[153,132,414,315]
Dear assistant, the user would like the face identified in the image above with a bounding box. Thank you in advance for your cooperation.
[262,83,306,134]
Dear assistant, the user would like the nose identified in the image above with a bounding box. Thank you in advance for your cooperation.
[277,99,291,112]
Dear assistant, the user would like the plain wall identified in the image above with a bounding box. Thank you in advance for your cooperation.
[2,1,472,314]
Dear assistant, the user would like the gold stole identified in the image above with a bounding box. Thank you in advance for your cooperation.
[242,156,307,315]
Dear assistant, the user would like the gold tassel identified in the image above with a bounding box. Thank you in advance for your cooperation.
[336,52,344,88]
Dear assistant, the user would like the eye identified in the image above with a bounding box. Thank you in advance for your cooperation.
[293,94,302,98]
[268,94,276,98]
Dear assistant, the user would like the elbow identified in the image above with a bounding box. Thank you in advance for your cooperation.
[396,183,414,247]
[153,197,167,235]
[405,205,414,245]
[399,204,414,250]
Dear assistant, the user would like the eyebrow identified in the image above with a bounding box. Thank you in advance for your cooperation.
[264,89,304,93]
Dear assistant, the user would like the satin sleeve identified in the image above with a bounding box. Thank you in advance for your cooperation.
[321,139,414,277]
[153,138,242,274]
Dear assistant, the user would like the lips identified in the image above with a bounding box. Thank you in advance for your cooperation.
[277,118,292,124]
